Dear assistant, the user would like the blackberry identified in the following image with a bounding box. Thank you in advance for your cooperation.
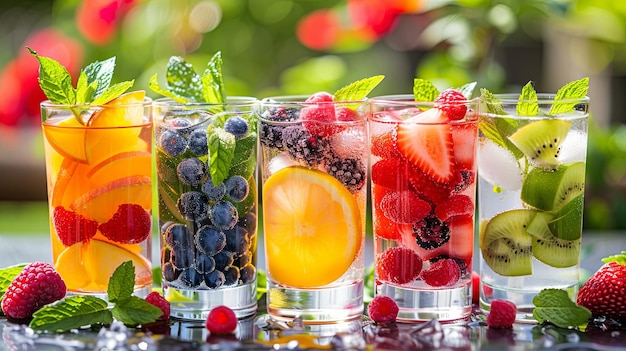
[325,156,366,193]
[195,225,226,256]
[239,264,255,284]
[188,128,208,156]
[262,105,299,121]
[413,215,451,250]
[195,253,216,274]
[225,175,249,202]
[163,223,192,249]
[210,201,238,230]
[177,158,209,187]
[205,269,226,288]
[281,125,331,166]
[224,226,250,256]
[259,106,298,150]
[224,116,249,139]
[177,191,210,221]
[201,178,226,201]
[222,266,241,286]
[162,262,181,282]
[454,170,475,193]
[171,246,193,270]
[159,129,187,157]
[214,250,235,271]
[180,268,203,288]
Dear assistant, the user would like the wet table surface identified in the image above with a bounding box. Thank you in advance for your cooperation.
[0,232,625,350]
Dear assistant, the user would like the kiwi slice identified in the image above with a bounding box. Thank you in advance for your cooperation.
[521,162,585,211]
[508,119,571,168]
[480,209,534,276]
[526,212,580,268]
[549,194,583,240]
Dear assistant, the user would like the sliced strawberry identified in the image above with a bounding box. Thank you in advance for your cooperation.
[397,116,455,183]
[406,107,447,123]
[435,194,474,222]
[372,184,401,240]
[451,122,477,170]
[408,166,453,204]
[52,206,98,247]
[371,158,412,192]
[443,214,474,263]
[380,190,431,224]
[371,128,400,159]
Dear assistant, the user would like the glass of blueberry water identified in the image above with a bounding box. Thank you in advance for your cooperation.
[153,97,259,320]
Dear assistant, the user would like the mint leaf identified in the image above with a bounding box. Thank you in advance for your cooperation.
[457,81,477,99]
[516,81,538,116]
[149,74,188,103]
[480,88,505,115]
[413,78,439,102]
[166,56,203,102]
[0,264,26,299]
[549,77,589,116]
[111,296,162,326]
[201,51,226,105]
[209,128,236,185]
[28,47,76,105]
[333,75,384,102]
[29,295,112,332]
[107,261,134,303]
[533,289,591,328]
[602,251,626,265]
[82,57,116,99]
[91,80,134,105]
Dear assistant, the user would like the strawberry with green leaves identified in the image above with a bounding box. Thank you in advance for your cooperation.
[577,252,626,320]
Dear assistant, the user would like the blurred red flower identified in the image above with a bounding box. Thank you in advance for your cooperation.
[76,0,137,45]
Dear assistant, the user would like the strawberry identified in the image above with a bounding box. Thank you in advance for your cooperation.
[52,206,98,247]
[372,184,401,240]
[371,158,412,192]
[435,89,468,121]
[397,111,455,183]
[435,194,474,222]
[407,166,453,204]
[443,214,474,264]
[451,122,477,170]
[371,128,400,159]
[577,253,626,319]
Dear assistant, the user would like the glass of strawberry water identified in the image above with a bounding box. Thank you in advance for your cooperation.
[369,94,479,321]
[153,97,258,320]
[258,94,368,323]
[41,92,153,298]
[477,93,589,321]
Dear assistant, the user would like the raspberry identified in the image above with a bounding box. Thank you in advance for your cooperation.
[367,295,399,323]
[486,299,517,328]
[145,292,170,320]
[306,91,334,103]
[52,206,98,247]
[336,106,358,122]
[434,194,474,222]
[435,89,468,120]
[371,158,412,192]
[1,262,66,320]
[380,191,431,224]
[301,92,340,137]
[376,247,423,285]
[420,258,461,287]
[99,204,151,244]
[206,305,238,335]
[371,129,400,159]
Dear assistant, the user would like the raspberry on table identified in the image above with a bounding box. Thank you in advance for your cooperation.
[1,262,66,321]
[206,305,238,335]
[99,204,151,244]
[145,292,170,321]
[420,258,461,287]
[52,206,98,247]
[434,89,468,121]
[367,295,399,323]
[486,299,517,328]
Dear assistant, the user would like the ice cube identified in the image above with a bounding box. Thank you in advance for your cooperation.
[268,152,298,175]
[558,130,587,163]
[478,141,523,191]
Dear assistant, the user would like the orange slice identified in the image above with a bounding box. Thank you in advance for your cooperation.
[262,166,362,288]
[87,90,147,128]
[42,116,88,163]
[86,150,152,187]
[55,239,152,292]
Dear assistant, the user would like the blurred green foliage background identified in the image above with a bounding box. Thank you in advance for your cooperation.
[0,0,625,230]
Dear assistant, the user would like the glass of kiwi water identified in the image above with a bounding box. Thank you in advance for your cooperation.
[477,92,589,322]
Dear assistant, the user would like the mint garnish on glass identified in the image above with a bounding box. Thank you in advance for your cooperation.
[28,48,135,124]
[413,78,477,102]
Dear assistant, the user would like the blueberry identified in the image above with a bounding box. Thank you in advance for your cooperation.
[171,246,194,269]
[188,128,208,156]
[168,117,194,137]
[239,264,256,284]
[222,266,240,286]
[195,225,226,255]
[213,250,235,271]
[201,179,226,201]
[159,129,187,157]
[224,116,249,139]
[205,269,225,288]
[180,268,203,288]
[225,175,249,202]
[164,223,192,249]
[177,158,209,187]
[238,212,257,235]
[210,201,238,230]
[162,262,181,282]
[234,250,252,267]
[195,253,215,274]
[224,226,250,256]
[177,191,209,221]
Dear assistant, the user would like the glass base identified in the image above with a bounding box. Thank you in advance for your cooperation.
[377,281,472,322]
[267,280,363,324]
[164,281,257,320]
[479,282,579,323]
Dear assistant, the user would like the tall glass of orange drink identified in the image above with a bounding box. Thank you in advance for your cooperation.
[41,92,153,297]
[258,93,368,323]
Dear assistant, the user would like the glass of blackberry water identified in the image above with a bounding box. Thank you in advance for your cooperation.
[153,97,258,320]
[478,93,589,322]
[258,94,368,323]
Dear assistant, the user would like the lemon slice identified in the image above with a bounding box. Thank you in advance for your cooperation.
[262,166,362,288]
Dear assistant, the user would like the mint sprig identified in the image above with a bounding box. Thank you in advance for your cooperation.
[532,288,591,328]
[549,77,589,116]
[333,75,384,102]
[29,261,162,332]
[413,78,439,102]
[0,264,26,300]
[516,81,538,116]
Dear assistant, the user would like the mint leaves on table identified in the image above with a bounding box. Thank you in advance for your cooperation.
[28,48,134,124]
[532,288,591,328]
[29,261,162,332]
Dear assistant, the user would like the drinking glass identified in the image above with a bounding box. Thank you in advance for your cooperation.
[477,94,589,321]
[257,95,368,323]
[369,95,478,321]
[41,92,153,298]
[153,97,258,320]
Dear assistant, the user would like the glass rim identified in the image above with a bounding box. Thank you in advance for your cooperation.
[259,95,366,105]
[488,93,590,104]
[153,96,258,108]
[40,97,153,109]
[369,94,479,105]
